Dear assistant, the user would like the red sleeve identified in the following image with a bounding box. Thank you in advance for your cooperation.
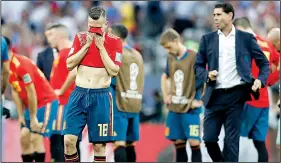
[110,39,123,66]
[17,66,33,86]
[68,34,82,57]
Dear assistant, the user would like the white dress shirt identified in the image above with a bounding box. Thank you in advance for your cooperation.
[216,25,245,89]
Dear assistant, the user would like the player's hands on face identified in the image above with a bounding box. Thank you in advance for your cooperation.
[85,32,94,47]
[30,116,43,133]
[191,100,203,109]
[164,95,172,105]
[54,89,63,96]
[94,34,105,50]
[18,115,26,126]
[252,79,262,92]
[208,70,218,81]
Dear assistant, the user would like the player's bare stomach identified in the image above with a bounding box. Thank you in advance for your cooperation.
[75,65,111,89]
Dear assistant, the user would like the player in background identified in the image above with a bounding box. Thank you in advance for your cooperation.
[233,17,280,162]
[4,36,59,162]
[63,6,122,162]
[46,23,77,162]
[267,28,280,53]
[108,24,145,162]
[160,28,203,162]
[1,35,10,162]
[267,27,280,161]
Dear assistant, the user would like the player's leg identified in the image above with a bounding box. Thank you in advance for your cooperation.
[126,113,140,162]
[63,88,87,162]
[113,111,129,162]
[166,111,187,162]
[203,107,224,162]
[31,133,45,162]
[51,104,66,162]
[87,88,115,162]
[183,112,202,162]
[250,107,270,162]
[20,125,34,162]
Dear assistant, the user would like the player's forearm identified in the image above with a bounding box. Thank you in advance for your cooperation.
[161,74,169,97]
[99,47,120,76]
[66,45,90,70]
[26,85,38,119]
[11,88,24,117]
[60,69,76,94]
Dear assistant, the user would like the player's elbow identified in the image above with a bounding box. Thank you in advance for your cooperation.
[108,66,120,77]
[66,59,75,71]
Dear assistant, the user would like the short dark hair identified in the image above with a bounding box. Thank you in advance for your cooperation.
[3,36,12,49]
[45,23,67,31]
[233,17,252,29]
[215,2,235,20]
[88,6,106,20]
[110,24,128,40]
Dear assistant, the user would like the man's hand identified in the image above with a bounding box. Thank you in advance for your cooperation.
[164,95,172,105]
[208,70,218,81]
[18,115,26,126]
[85,32,94,47]
[191,100,203,109]
[54,89,63,96]
[95,34,105,50]
[30,116,42,133]
[252,79,262,92]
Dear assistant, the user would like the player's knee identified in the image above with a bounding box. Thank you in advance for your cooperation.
[126,141,136,146]
[64,135,78,151]
[174,139,186,145]
[114,141,126,147]
[31,133,45,152]
[20,128,31,148]
[189,139,200,147]
[93,143,106,154]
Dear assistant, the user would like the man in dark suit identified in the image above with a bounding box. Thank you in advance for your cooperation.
[194,2,270,162]
[37,26,58,81]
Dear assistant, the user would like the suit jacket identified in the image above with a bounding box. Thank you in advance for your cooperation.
[194,29,270,107]
[36,47,54,81]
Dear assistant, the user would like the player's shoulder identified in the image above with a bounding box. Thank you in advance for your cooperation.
[106,32,122,43]
[75,31,88,43]
[187,49,197,56]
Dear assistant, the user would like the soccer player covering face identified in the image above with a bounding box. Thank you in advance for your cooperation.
[108,24,145,162]
[4,37,59,162]
[160,28,203,162]
[233,18,280,162]
[63,6,122,162]
[46,23,77,162]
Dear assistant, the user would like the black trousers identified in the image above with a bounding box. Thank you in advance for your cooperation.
[203,85,248,162]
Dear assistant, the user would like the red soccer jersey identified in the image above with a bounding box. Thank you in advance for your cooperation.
[50,48,75,105]
[68,32,123,67]
[9,54,57,109]
[247,35,280,108]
